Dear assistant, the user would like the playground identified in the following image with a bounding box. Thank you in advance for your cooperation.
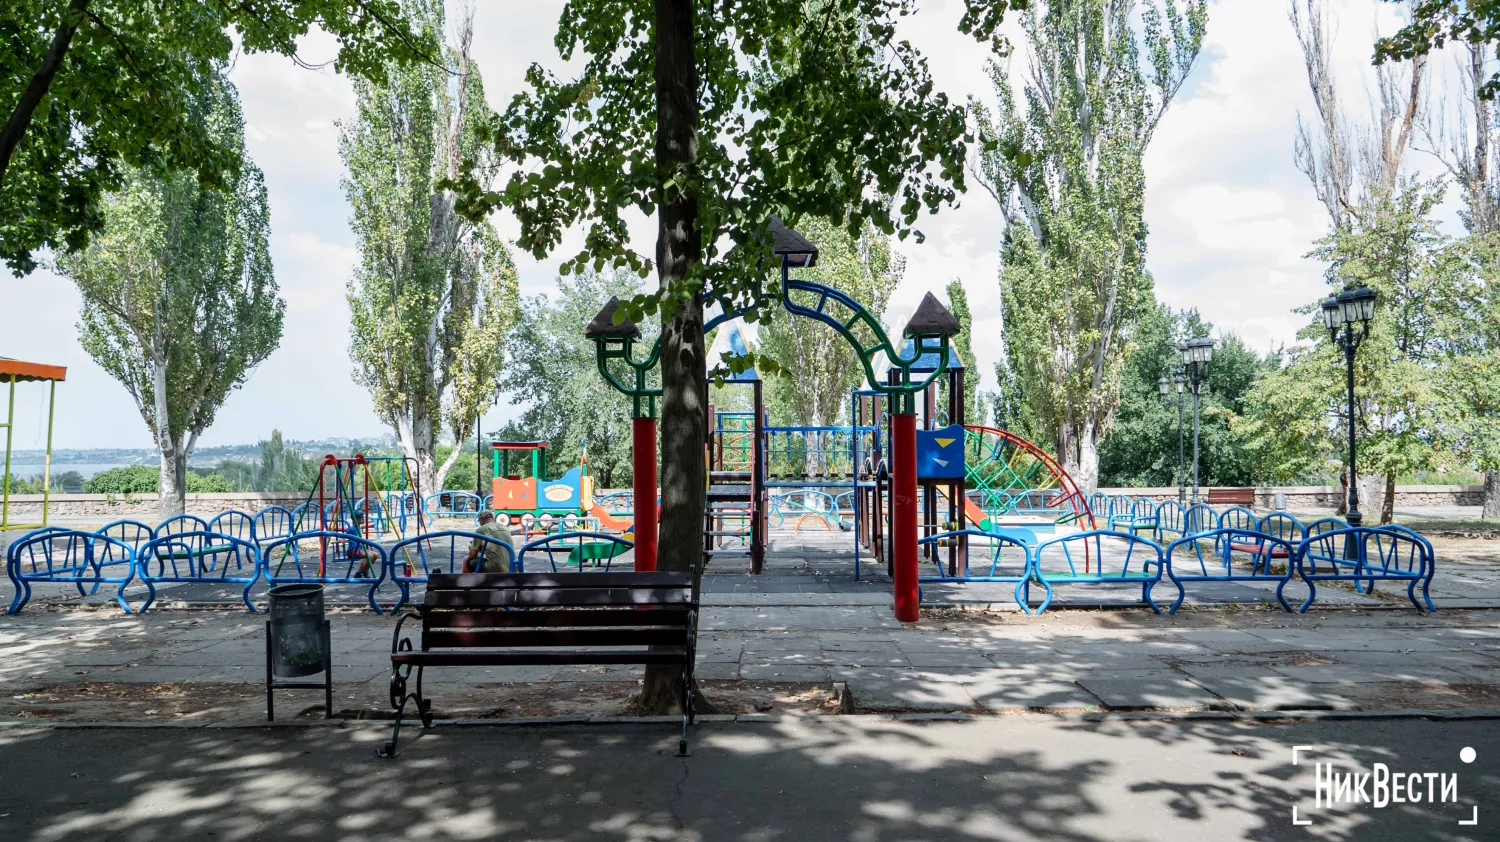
[3,220,1499,836]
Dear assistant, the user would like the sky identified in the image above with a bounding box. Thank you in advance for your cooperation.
[1,0,1463,453]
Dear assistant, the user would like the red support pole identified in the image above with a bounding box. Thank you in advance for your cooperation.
[632,417,658,572]
[891,412,919,622]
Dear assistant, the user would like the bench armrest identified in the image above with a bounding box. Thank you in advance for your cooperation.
[389,611,422,655]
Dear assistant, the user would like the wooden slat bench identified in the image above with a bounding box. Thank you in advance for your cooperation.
[379,570,699,757]
[1206,488,1256,507]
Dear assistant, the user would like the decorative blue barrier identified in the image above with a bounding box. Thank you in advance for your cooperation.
[137,532,261,612]
[208,509,256,543]
[1257,512,1307,544]
[7,530,137,614]
[254,506,294,547]
[1296,527,1435,613]
[261,531,388,613]
[158,514,210,541]
[1184,503,1217,536]
[1109,496,1159,534]
[916,529,1031,602]
[86,520,154,597]
[1216,506,1257,534]
[425,491,482,523]
[516,532,634,573]
[385,530,517,612]
[1025,530,1167,615]
[1163,528,1299,614]
[1155,500,1187,543]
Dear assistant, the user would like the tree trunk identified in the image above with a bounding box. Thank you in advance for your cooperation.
[638,0,711,715]
[0,0,88,188]
[1483,471,1500,521]
[1380,471,1395,525]
[158,446,187,520]
[1075,416,1100,495]
[1335,467,1348,517]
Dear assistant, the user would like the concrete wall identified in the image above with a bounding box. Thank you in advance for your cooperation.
[2,492,307,522]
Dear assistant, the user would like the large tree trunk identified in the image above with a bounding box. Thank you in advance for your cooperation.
[0,0,88,187]
[1380,471,1395,525]
[158,446,187,520]
[1483,471,1500,521]
[1076,416,1100,495]
[638,0,709,715]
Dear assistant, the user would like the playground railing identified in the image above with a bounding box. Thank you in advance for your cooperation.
[136,531,262,612]
[208,509,256,544]
[596,490,634,514]
[384,530,517,612]
[1162,528,1300,614]
[254,506,294,547]
[515,531,635,574]
[1024,530,1167,615]
[7,529,137,614]
[1257,512,1307,545]
[1295,526,1435,613]
[769,490,840,532]
[1184,504,1217,536]
[424,491,482,523]
[917,528,1031,595]
[158,513,210,541]
[260,530,388,613]
[1154,501,1187,543]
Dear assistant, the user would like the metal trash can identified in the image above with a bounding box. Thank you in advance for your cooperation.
[265,584,332,719]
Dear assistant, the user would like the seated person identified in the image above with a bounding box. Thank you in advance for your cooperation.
[346,512,378,578]
[464,510,515,573]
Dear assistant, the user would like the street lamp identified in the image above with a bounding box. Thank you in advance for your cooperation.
[1179,336,1215,503]
[1322,285,1377,526]
[1158,373,1187,505]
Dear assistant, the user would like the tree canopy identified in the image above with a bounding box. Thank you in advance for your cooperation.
[54,68,283,518]
[1,0,429,276]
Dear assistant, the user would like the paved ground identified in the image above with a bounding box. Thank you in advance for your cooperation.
[3,604,1498,721]
[0,717,1494,841]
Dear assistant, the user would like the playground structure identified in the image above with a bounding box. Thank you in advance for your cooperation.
[1,357,65,531]
[486,440,631,534]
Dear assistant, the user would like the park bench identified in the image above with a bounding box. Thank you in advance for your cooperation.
[1207,487,1256,507]
[379,569,699,757]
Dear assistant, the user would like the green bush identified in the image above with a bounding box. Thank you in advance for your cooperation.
[84,465,160,494]
[83,466,233,494]
[186,471,232,492]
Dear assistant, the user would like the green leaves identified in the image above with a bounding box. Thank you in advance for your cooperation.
[54,68,284,484]
[0,0,430,275]
[1375,1,1500,99]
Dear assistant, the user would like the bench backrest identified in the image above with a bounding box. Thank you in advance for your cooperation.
[419,571,697,648]
[1207,487,1255,506]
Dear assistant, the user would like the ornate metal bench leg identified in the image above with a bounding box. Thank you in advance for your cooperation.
[678,660,691,757]
[379,662,413,758]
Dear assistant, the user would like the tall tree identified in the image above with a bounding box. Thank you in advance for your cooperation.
[1241,183,1477,522]
[54,69,283,518]
[456,0,1013,713]
[500,269,650,489]
[942,279,983,424]
[1292,0,1425,234]
[973,0,1208,492]
[0,0,427,276]
[1098,304,1265,488]
[1424,42,1500,517]
[341,0,519,496]
[759,217,904,427]
[1377,0,1500,99]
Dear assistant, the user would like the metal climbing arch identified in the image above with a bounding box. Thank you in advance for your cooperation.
[962,425,1095,528]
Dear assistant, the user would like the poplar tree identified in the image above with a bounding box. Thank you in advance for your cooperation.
[973,0,1208,492]
[55,70,282,518]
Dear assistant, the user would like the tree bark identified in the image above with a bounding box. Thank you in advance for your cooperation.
[1075,417,1100,495]
[158,446,187,520]
[1483,471,1500,521]
[0,0,89,188]
[1380,471,1395,525]
[638,0,710,715]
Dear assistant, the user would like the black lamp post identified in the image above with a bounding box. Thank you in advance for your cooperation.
[1322,285,1378,526]
[1179,337,1215,503]
[1158,373,1187,505]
